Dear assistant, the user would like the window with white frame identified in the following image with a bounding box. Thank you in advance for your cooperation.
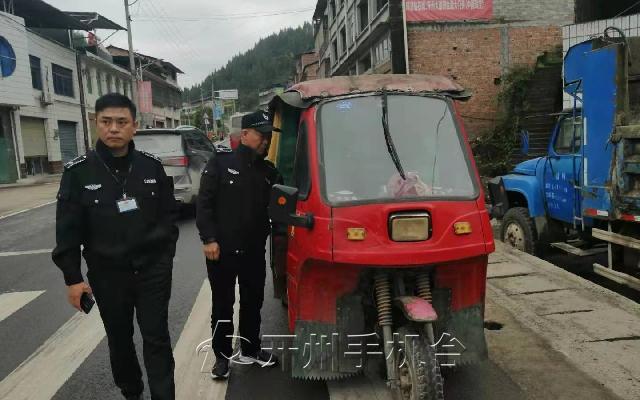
[96,70,103,96]
[85,69,93,94]
[373,35,391,66]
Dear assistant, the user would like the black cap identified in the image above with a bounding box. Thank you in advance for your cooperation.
[241,110,274,134]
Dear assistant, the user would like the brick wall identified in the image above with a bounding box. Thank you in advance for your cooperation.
[408,24,561,137]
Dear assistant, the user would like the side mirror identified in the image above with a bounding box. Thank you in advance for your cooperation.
[519,129,530,156]
[269,185,314,229]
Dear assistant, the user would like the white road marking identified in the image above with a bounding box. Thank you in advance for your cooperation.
[0,249,52,258]
[174,279,240,400]
[0,291,45,323]
[0,200,56,221]
[0,309,105,400]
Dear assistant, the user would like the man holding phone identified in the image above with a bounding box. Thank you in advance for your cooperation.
[52,93,179,400]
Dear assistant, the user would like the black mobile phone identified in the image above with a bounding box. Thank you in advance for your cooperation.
[80,292,95,314]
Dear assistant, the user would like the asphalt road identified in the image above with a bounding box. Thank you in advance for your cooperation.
[0,204,603,400]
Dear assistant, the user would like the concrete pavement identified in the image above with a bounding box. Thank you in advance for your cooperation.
[0,201,638,399]
[487,241,640,400]
[0,175,60,219]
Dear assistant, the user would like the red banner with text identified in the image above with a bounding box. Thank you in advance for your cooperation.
[137,81,153,113]
[405,0,493,22]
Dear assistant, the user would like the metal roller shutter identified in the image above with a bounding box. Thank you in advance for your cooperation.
[20,117,47,157]
[57,121,78,163]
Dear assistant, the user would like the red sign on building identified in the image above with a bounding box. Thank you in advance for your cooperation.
[137,81,153,113]
[405,0,493,22]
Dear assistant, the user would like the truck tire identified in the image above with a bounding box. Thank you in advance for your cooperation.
[501,207,537,254]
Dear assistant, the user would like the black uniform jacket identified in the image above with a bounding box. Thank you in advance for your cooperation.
[52,140,179,285]
[196,143,281,255]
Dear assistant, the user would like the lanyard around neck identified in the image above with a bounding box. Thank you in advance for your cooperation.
[95,152,133,198]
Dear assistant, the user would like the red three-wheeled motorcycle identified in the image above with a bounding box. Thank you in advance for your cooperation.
[266,75,495,400]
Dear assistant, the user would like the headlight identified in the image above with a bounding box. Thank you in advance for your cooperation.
[389,212,431,242]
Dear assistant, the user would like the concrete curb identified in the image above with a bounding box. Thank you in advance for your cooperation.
[488,241,640,400]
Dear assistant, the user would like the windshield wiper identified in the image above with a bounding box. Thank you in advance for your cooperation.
[381,90,406,180]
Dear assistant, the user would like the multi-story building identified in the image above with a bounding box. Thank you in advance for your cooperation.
[79,47,133,147]
[0,0,182,183]
[313,0,640,137]
[313,0,406,78]
[0,3,91,181]
[294,51,320,83]
[107,45,182,129]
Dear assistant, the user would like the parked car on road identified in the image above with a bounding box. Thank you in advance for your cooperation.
[135,128,215,207]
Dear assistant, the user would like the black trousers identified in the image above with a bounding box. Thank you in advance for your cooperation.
[206,251,267,359]
[88,261,175,400]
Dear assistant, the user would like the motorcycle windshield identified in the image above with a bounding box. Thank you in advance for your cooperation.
[318,95,478,205]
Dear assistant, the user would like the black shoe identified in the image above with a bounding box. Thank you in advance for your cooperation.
[211,357,230,379]
[124,395,141,400]
[238,350,279,368]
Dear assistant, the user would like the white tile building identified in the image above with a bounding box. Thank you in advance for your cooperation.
[80,50,133,148]
[0,10,85,180]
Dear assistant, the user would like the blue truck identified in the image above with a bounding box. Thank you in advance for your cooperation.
[488,28,640,290]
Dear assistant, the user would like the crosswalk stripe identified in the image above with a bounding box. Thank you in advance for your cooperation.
[0,249,52,258]
[0,309,105,400]
[0,291,45,323]
[174,279,240,400]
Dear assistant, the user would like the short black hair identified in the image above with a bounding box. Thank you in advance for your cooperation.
[95,93,137,120]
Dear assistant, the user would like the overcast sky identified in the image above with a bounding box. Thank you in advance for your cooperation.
[47,0,317,88]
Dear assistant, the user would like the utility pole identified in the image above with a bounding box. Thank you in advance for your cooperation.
[402,0,410,74]
[124,0,138,111]
[211,72,216,134]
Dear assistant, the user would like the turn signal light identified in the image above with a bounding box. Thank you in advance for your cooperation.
[347,228,366,241]
[454,222,472,235]
[278,196,287,206]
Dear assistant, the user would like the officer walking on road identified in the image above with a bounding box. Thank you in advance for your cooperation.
[196,110,281,379]
[52,93,179,400]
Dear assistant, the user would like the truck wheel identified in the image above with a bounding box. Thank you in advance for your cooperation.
[394,326,444,400]
[501,207,536,254]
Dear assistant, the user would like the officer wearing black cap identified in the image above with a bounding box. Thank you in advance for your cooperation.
[196,110,282,379]
[52,93,178,400]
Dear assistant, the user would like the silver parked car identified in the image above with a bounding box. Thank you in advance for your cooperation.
[135,128,215,207]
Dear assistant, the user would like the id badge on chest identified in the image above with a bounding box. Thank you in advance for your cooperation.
[116,194,139,214]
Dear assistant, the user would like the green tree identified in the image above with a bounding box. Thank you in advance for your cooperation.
[183,23,314,111]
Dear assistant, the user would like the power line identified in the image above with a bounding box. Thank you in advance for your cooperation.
[147,1,201,62]
[614,1,640,19]
[133,8,314,22]
[136,1,198,70]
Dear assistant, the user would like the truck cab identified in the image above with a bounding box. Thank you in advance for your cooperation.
[489,29,640,290]
[489,109,584,253]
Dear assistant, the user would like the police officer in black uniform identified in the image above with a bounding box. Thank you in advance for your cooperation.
[52,93,178,400]
[196,110,281,379]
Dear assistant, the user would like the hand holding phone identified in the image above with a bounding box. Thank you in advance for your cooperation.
[80,292,95,314]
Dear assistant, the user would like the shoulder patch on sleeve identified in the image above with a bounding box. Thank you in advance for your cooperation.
[139,150,162,163]
[64,155,87,170]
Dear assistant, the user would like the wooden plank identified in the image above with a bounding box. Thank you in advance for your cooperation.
[593,264,640,291]
[550,242,608,257]
[591,228,640,251]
